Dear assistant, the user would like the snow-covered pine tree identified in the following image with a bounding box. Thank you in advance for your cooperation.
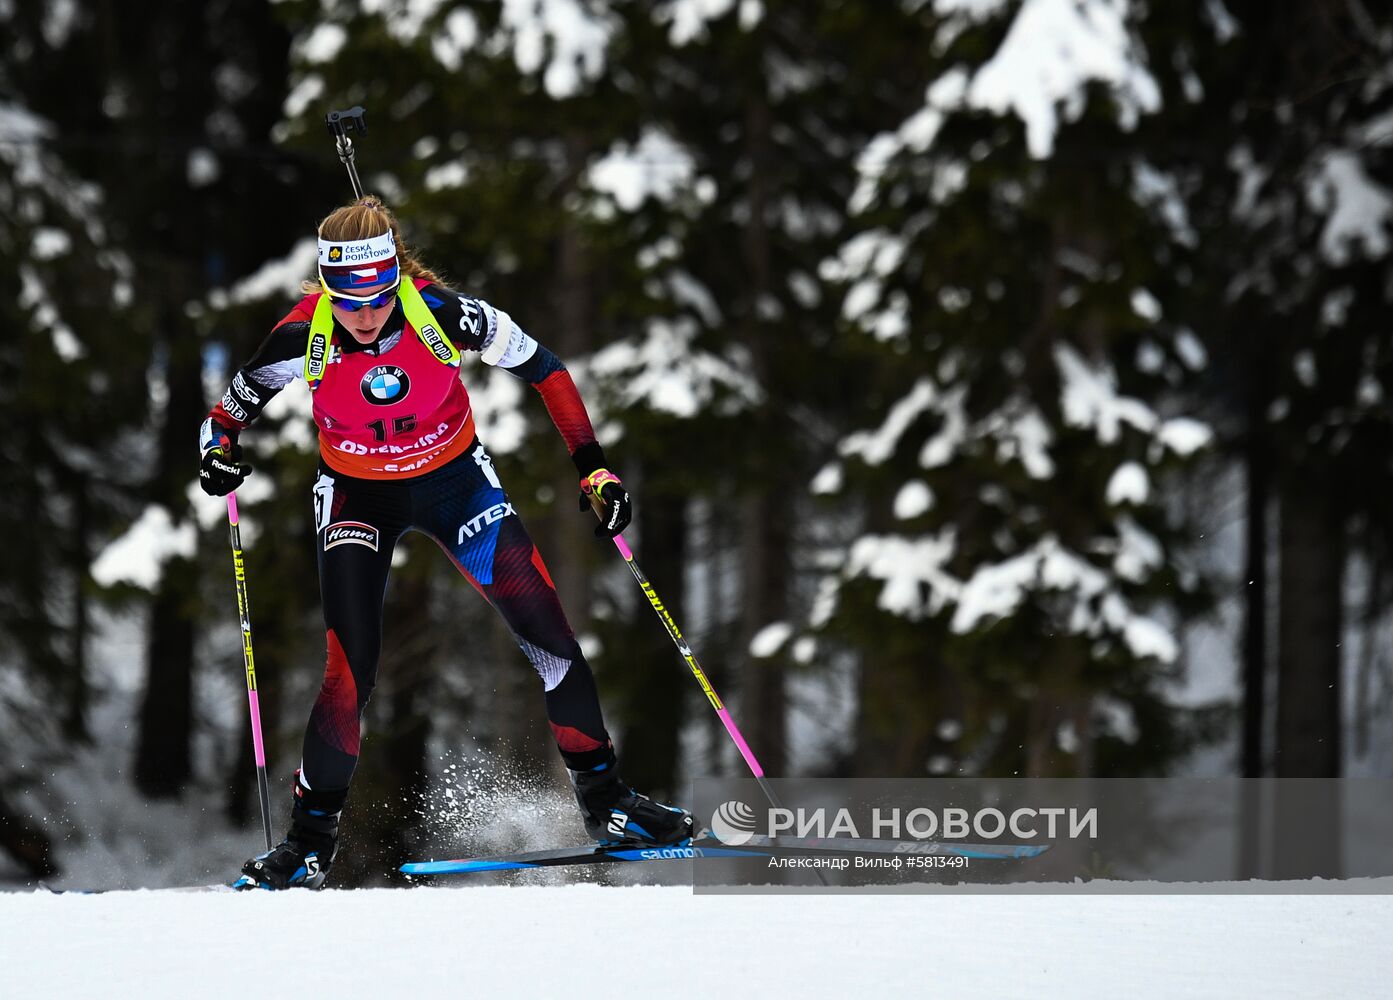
[582,0,939,781]
[815,0,1219,779]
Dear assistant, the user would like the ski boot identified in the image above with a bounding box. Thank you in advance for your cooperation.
[571,765,697,847]
[233,780,344,891]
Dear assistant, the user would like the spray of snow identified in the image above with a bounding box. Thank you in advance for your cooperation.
[411,746,590,887]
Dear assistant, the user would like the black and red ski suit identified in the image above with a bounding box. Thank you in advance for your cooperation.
[201,280,616,801]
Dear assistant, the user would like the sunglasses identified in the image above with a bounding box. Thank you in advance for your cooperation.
[320,277,401,312]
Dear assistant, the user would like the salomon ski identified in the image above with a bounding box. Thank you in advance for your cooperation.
[401,832,1049,876]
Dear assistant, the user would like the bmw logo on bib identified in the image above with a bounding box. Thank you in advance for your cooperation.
[361,365,410,405]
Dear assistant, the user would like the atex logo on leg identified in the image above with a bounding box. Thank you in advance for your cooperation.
[457,501,515,543]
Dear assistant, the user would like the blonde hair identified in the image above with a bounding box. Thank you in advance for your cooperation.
[301,195,446,294]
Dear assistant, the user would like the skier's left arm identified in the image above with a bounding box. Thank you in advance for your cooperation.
[444,290,631,537]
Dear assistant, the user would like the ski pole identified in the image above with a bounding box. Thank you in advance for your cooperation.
[324,106,368,200]
[584,497,785,810]
[227,492,274,852]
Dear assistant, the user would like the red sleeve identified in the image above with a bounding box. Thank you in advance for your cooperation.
[534,369,598,453]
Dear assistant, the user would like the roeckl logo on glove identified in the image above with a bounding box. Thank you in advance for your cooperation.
[202,455,241,477]
[603,494,627,532]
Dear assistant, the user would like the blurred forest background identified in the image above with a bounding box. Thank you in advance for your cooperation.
[1,0,1391,886]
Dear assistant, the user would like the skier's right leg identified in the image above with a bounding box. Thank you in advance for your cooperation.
[417,450,695,848]
[235,468,406,891]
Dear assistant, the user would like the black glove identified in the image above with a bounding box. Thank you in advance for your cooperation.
[578,468,632,538]
[199,434,253,497]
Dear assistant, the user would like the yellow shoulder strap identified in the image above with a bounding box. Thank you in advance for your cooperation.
[399,280,461,368]
[305,294,335,391]
[303,282,460,391]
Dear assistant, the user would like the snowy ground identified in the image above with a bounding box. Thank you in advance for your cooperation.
[4,884,1390,998]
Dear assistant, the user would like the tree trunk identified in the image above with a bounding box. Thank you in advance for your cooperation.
[736,83,793,779]
[1272,473,1344,878]
[1241,368,1271,780]
[741,489,791,778]
[1274,477,1344,777]
[1238,347,1271,878]
[133,312,202,798]
[540,132,596,625]
[614,478,687,798]
[64,476,91,744]
[135,562,196,797]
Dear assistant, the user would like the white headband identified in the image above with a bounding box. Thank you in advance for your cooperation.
[318,230,397,267]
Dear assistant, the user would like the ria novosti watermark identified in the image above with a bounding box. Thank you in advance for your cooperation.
[693,778,1393,893]
[711,798,1096,844]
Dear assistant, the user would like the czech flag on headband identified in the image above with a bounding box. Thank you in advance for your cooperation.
[318,230,400,291]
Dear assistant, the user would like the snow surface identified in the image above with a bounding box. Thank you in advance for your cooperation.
[4,884,1390,998]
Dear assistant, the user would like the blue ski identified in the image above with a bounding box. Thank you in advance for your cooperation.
[401,833,1049,875]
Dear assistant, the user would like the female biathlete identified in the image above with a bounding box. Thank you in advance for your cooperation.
[199,197,694,890]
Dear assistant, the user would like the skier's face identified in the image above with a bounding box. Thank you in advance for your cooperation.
[329,281,398,344]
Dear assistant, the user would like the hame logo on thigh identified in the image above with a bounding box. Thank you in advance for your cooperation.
[324,521,379,552]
